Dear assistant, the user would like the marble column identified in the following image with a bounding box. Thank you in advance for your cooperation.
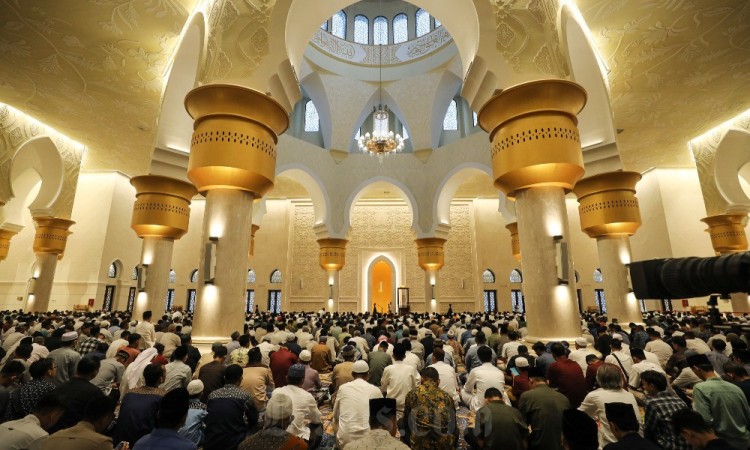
[478,79,587,341]
[318,238,347,312]
[701,213,750,312]
[185,84,288,344]
[130,175,197,319]
[416,238,446,313]
[30,217,75,312]
[574,171,644,324]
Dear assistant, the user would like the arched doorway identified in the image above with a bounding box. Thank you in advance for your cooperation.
[367,256,396,314]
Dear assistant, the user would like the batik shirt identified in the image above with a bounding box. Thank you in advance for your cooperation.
[403,382,459,450]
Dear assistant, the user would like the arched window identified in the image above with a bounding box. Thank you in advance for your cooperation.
[332,11,346,39]
[131,266,138,280]
[472,111,478,127]
[393,13,408,44]
[594,268,603,283]
[321,21,328,31]
[482,269,495,284]
[108,262,117,279]
[416,9,430,37]
[169,269,176,284]
[270,269,282,284]
[247,269,256,284]
[510,269,523,283]
[190,269,198,284]
[374,16,388,45]
[354,15,369,44]
[443,100,458,130]
[434,17,442,28]
[304,100,319,132]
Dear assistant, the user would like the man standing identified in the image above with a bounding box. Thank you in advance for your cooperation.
[381,343,420,413]
[465,387,528,450]
[134,311,155,349]
[518,367,571,450]
[367,341,392,387]
[403,367,459,450]
[333,360,384,449]
[547,342,587,408]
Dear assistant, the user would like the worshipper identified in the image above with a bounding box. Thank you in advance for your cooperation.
[561,409,599,450]
[380,342,420,413]
[640,370,691,450]
[346,397,409,450]
[465,331,497,372]
[402,366,459,450]
[579,364,641,449]
[181,335,201,373]
[645,328,673,367]
[119,347,158,401]
[42,395,121,450]
[77,323,102,355]
[89,349,127,396]
[500,331,523,361]
[225,331,242,357]
[0,360,25,420]
[257,335,277,367]
[269,338,299,388]
[272,364,322,446]
[419,329,434,363]
[309,335,333,373]
[47,330,80,385]
[331,345,356,396]
[402,339,423,371]
[132,388,197,450]
[603,402,661,450]
[150,343,169,366]
[672,409,744,450]
[532,341,554,375]
[237,392,307,450]
[688,353,750,449]
[461,345,507,411]
[667,335,690,378]
[297,350,322,392]
[196,345,227,402]
[445,329,464,361]
[428,347,459,404]
[350,330,369,361]
[6,358,57,421]
[569,337,591,373]
[408,329,425,361]
[159,323,182,358]
[627,348,666,390]
[114,363,166,445]
[595,326,613,357]
[1,322,27,352]
[52,356,104,433]
[605,339,634,381]
[686,331,712,354]
[240,347,274,411]
[333,360,384,448]
[518,366,571,450]
[161,345,192,392]
[203,364,259,450]
[464,387,528,450]
[178,380,208,446]
[367,340,392,387]
[707,339,730,378]
[429,338,456,368]
[134,311,156,349]
[228,334,252,367]
[547,341,587,408]
[723,363,750,405]
[0,393,63,450]
[510,356,532,401]
[118,333,142,366]
[296,326,314,349]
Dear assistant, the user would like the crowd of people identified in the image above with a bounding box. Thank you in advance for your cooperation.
[0,307,749,450]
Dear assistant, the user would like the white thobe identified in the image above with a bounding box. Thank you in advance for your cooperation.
[628,360,666,389]
[333,378,383,448]
[569,348,590,373]
[381,360,420,412]
[429,361,459,404]
[460,362,508,411]
[274,384,322,440]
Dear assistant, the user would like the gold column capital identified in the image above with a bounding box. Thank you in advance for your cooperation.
[573,171,643,238]
[415,237,447,271]
[33,217,75,256]
[318,238,348,271]
[185,84,289,196]
[477,79,587,197]
[505,222,521,262]
[0,228,19,261]
[249,224,260,258]
[130,175,197,239]
[701,213,748,253]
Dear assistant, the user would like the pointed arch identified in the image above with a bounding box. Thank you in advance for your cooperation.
[510,269,523,283]
[482,269,495,284]
[343,176,419,236]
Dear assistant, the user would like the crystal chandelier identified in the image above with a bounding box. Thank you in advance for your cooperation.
[356,0,405,162]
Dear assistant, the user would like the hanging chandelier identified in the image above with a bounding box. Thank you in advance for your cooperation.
[356,0,405,162]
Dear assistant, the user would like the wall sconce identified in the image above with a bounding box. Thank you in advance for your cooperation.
[461,278,465,290]
[329,283,333,302]
[431,283,436,301]
[625,264,634,293]
[203,237,218,285]
[300,278,304,290]
[136,265,148,292]
[28,277,37,295]
[554,235,569,285]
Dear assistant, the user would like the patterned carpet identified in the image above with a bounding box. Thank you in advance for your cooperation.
[316,370,475,450]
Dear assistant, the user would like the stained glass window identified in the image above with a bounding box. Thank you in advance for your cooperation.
[190,269,198,283]
[166,288,175,311]
[416,9,430,37]
[482,269,495,283]
[103,285,114,311]
[510,269,523,283]
[511,290,525,313]
[246,289,255,313]
[187,289,196,313]
[483,290,496,312]
[594,268,603,283]
[321,21,328,31]
[639,299,647,313]
[374,16,388,45]
[435,17,442,28]
[443,100,458,130]
[131,266,138,280]
[304,100,319,132]
[595,289,607,313]
[332,11,346,39]
[127,287,136,313]
[393,13,408,44]
[354,15,369,44]
[108,263,117,278]
[270,269,282,284]
[169,269,176,284]
[247,269,256,284]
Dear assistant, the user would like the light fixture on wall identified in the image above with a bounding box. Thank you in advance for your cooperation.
[203,237,218,285]
[329,283,333,302]
[27,277,37,295]
[625,264,634,293]
[554,235,569,285]
[300,278,304,290]
[136,265,148,292]
[431,283,436,301]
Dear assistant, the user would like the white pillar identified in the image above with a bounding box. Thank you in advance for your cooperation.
[135,236,175,319]
[597,236,642,324]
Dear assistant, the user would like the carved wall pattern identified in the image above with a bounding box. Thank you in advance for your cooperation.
[0,104,85,219]
[442,203,477,302]
[290,204,325,299]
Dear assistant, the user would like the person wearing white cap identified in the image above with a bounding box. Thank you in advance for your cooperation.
[569,338,592,374]
[177,380,208,445]
[298,350,322,393]
[237,393,306,450]
[333,360,383,449]
[47,331,81,386]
